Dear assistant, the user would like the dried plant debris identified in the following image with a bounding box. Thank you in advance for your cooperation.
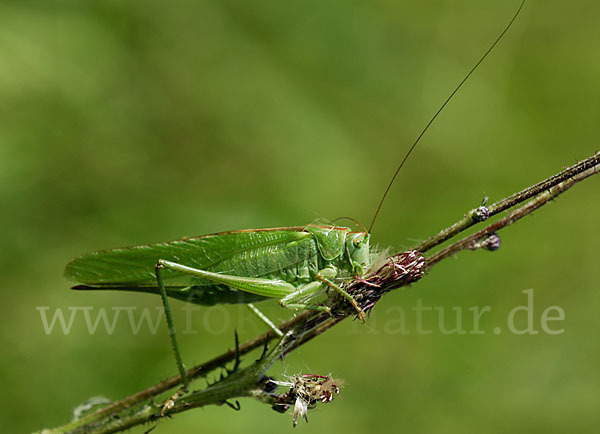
[270,374,344,427]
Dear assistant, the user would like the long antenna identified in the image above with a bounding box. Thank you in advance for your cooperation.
[368,0,527,234]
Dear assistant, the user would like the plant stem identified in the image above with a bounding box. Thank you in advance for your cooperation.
[42,311,312,434]
[82,333,296,434]
[415,152,600,253]
[425,163,599,268]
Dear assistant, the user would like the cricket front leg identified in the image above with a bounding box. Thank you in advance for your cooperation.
[316,268,366,322]
[279,269,366,321]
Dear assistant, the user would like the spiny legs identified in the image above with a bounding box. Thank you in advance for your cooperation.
[155,262,189,415]
[278,269,365,321]
[315,270,366,322]
[156,263,189,389]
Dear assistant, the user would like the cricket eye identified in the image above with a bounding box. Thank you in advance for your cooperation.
[353,237,363,248]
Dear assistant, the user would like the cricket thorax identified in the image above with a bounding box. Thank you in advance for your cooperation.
[304,225,370,277]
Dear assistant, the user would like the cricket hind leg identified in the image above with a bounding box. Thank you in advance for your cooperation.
[154,258,312,414]
[156,258,332,332]
[155,262,190,416]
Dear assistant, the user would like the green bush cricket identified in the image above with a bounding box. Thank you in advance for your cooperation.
[64,0,526,414]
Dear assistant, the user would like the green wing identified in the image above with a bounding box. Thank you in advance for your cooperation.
[65,227,315,288]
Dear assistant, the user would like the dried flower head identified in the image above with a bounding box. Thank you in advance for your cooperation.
[271,374,344,427]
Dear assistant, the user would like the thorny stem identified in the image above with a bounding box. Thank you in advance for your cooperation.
[38,152,599,434]
[79,333,297,434]
[425,161,599,268]
[415,152,600,253]
[45,312,313,433]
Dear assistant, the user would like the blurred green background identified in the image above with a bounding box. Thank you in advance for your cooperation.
[1,0,598,432]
